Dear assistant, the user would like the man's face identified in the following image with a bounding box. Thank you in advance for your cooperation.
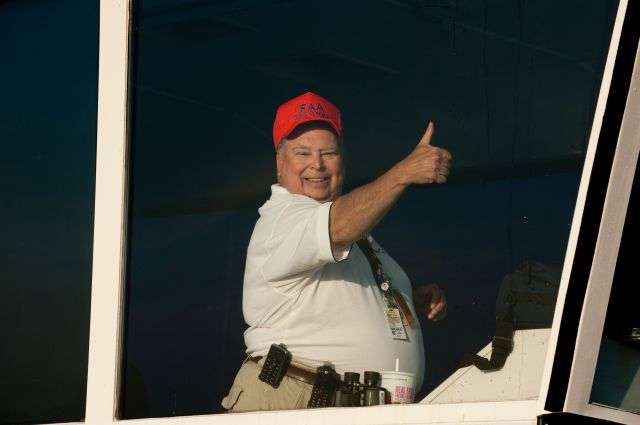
[276,124,345,203]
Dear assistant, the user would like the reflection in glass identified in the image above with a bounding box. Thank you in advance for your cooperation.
[591,165,640,414]
[123,0,617,416]
[0,0,98,423]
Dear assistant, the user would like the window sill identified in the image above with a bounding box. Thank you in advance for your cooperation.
[118,400,539,425]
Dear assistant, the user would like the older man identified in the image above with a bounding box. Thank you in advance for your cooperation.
[222,92,451,412]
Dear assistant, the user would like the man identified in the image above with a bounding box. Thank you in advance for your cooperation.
[222,92,451,412]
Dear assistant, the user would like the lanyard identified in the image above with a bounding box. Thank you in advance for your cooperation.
[356,238,416,332]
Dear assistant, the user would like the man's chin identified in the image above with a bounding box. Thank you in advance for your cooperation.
[307,191,334,204]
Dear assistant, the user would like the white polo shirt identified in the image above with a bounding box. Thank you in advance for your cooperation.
[243,184,425,390]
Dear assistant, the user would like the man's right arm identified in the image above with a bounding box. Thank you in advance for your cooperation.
[329,122,452,250]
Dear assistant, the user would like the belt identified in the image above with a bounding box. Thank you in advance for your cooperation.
[249,356,319,386]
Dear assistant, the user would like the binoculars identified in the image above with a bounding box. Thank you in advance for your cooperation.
[333,371,387,407]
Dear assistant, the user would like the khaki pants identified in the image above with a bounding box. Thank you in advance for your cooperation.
[221,358,313,412]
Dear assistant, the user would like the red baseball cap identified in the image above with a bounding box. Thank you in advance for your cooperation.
[272,92,343,150]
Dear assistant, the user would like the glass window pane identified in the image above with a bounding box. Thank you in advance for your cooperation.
[122,0,617,416]
[590,163,640,414]
[0,0,98,424]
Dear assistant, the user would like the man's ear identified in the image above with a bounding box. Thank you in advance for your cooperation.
[276,151,283,181]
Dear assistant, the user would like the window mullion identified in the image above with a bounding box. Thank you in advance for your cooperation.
[85,0,132,423]
[538,0,633,413]
[564,36,640,415]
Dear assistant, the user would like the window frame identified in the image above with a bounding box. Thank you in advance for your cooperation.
[538,0,640,422]
[85,0,131,422]
[77,0,637,424]
[568,56,640,422]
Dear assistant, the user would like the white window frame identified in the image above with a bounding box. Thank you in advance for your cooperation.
[76,0,636,424]
[539,3,640,424]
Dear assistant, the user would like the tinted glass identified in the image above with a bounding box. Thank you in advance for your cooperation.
[590,164,640,414]
[0,0,98,423]
[123,0,616,416]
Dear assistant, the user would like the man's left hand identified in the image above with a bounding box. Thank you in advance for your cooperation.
[412,284,447,322]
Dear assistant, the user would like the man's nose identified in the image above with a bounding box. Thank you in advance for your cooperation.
[311,152,325,169]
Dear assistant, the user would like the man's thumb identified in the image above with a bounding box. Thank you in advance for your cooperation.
[419,122,434,146]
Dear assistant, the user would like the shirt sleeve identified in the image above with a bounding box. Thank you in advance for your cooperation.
[260,199,351,285]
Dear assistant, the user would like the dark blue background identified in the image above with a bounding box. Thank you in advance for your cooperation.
[0,0,98,423]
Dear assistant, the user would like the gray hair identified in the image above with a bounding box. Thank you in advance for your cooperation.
[277,137,345,155]
[276,136,344,156]
[276,121,344,155]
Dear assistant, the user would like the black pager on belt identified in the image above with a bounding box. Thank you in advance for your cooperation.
[308,365,338,408]
[258,343,291,388]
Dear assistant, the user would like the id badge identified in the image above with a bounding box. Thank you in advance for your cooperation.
[384,305,408,341]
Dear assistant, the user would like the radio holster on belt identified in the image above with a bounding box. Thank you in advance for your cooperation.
[308,365,338,407]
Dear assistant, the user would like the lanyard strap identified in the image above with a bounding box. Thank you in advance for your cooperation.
[356,238,416,326]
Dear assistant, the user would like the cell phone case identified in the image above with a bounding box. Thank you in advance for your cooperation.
[258,343,291,388]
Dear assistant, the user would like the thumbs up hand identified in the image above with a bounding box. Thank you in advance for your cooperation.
[394,122,452,185]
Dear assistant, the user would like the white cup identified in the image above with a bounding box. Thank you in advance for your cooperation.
[380,371,417,404]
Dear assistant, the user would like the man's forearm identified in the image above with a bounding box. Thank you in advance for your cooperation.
[329,165,408,248]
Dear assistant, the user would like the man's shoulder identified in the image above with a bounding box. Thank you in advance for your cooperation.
[253,185,331,237]
[260,184,323,212]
